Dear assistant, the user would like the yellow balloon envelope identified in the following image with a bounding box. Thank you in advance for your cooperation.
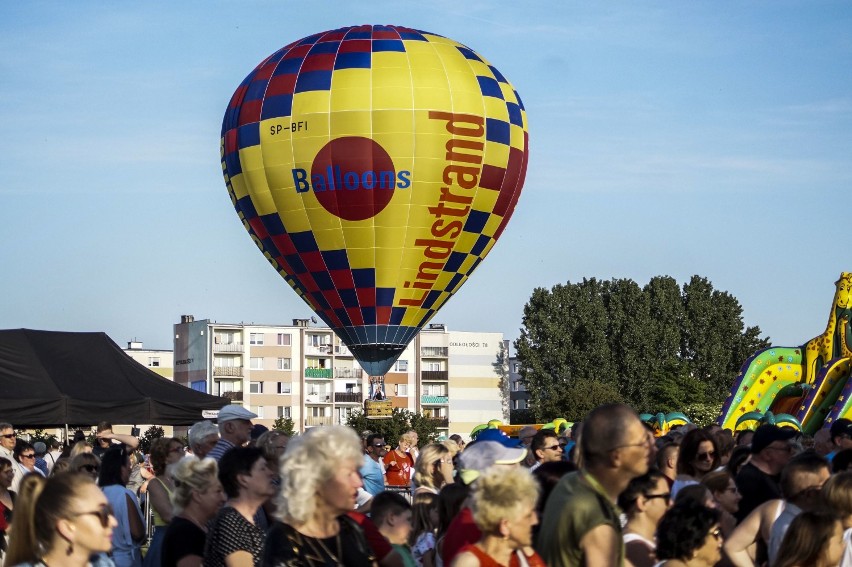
[221,25,528,375]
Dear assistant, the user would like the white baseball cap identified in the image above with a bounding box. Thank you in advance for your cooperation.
[216,405,258,423]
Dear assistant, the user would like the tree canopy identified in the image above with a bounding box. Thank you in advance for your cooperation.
[345,408,441,448]
[514,275,769,423]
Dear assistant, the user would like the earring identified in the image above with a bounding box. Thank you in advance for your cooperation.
[66,540,74,555]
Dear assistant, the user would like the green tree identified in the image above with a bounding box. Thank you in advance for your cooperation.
[515,275,769,421]
[272,417,296,436]
[345,408,440,447]
[139,426,164,453]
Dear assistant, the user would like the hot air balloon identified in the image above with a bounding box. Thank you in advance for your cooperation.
[221,25,528,376]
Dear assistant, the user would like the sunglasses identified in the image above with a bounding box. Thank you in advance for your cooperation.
[169,446,185,454]
[645,492,672,501]
[73,503,114,528]
[80,464,100,474]
[0,434,16,439]
[372,443,385,447]
[20,453,35,459]
[543,444,562,451]
[696,451,716,460]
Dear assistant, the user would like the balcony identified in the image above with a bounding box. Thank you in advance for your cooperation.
[221,391,244,402]
[305,368,333,379]
[213,366,244,377]
[305,416,333,427]
[334,345,353,356]
[306,394,332,404]
[421,370,448,381]
[213,342,243,353]
[334,392,363,403]
[334,367,363,379]
[421,346,448,357]
[428,417,450,428]
[421,395,449,405]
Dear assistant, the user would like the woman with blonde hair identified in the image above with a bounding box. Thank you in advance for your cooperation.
[69,440,93,459]
[5,473,117,567]
[450,467,544,567]
[384,432,416,488]
[161,458,225,567]
[262,425,375,566]
[413,443,454,496]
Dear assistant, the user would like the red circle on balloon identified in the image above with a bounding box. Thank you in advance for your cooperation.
[310,137,397,221]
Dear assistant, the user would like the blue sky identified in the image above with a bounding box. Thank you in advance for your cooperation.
[2,2,850,352]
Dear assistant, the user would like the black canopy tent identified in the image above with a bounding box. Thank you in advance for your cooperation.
[0,329,229,427]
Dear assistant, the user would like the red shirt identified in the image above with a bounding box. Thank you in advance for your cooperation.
[456,543,547,567]
[383,450,415,486]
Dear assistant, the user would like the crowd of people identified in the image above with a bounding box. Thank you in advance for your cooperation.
[4,405,852,566]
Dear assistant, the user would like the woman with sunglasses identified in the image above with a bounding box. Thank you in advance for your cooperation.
[5,472,117,567]
[143,437,185,567]
[672,429,720,499]
[99,446,146,567]
[618,470,672,567]
[413,443,454,496]
[71,452,102,483]
[11,442,46,493]
[655,500,723,567]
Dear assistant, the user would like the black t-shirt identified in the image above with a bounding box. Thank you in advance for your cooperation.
[161,516,207,567]
[262,517,375,567]
[735,462,781,522]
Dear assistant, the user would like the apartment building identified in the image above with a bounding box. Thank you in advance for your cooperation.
[172,316,506,436]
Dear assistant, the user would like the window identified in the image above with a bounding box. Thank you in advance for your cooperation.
[346,383,356,394]
[277,406,291,418]
[393,359,408,372]
[397,384,408,396]
[250,357,263,370]
[277,382,292,394]
[277,358,291,370]
[250,333,264,345]
[513,363,521,373]
[426,362,442,371]
[190,380,206,393]
[250,406,264,418]
[277,333,291,346]
[148,357,160,367]
[249,382,263,394]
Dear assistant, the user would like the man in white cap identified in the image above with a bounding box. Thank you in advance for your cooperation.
[206,405,257,462]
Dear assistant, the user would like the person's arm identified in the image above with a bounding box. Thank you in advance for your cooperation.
[126,493,146,542]
[148,477,174,523]
[723,499,779,567]
[224,550,255,566]
[450,551,480,567]
[580,524,620,567]
[98,430,139,449]
[176,556,203,567]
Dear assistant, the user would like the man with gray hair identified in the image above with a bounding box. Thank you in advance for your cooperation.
[188,420,219,459]
[207,405,257,462]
